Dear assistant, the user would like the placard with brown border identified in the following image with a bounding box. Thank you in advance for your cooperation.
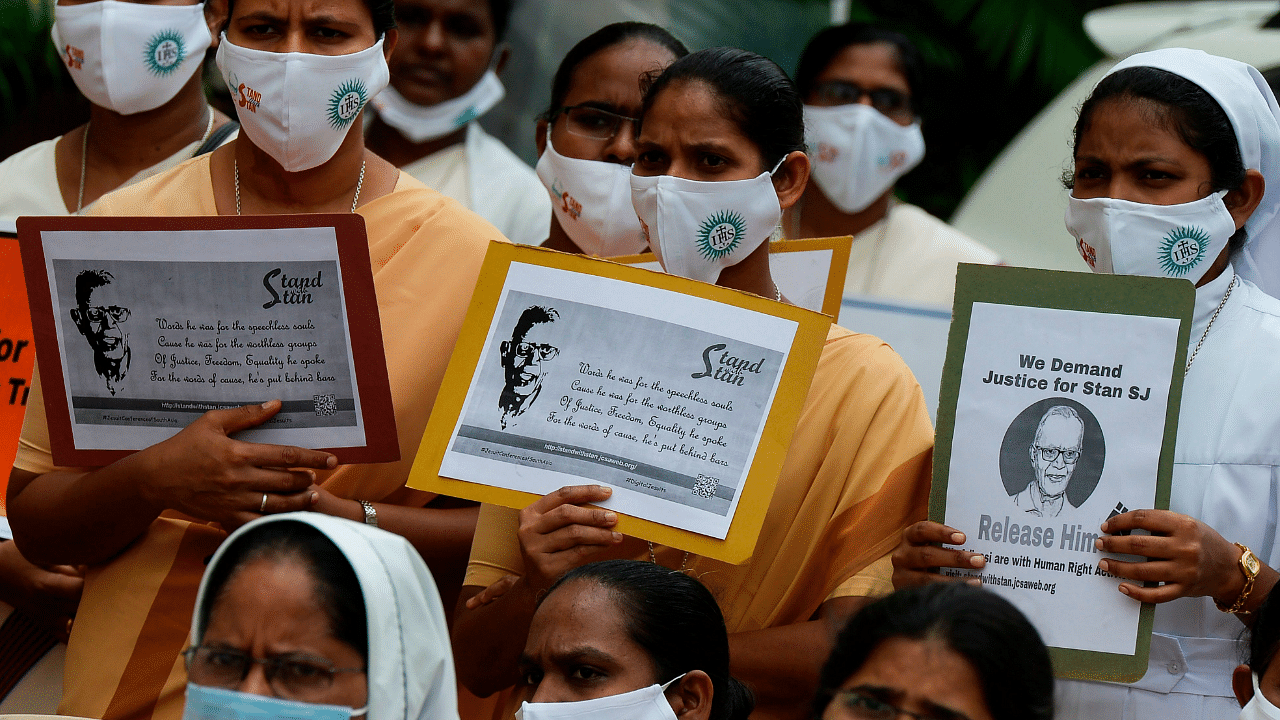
[17,214,397,466]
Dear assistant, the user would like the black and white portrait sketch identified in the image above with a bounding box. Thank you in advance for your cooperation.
[999,398,1105,517]
[498,305,560,429]
[69,269,131,395]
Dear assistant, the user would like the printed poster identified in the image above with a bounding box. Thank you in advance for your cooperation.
[18,215,398,466]
[613,236,853,317]
[0,227,34,523]
[409,243,830,563]
[933,263,1193,681]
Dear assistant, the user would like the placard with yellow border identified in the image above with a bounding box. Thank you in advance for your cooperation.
[408,242,830,563]
[611,236,852,317]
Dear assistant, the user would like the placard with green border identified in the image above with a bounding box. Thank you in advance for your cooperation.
[933,263,1193,682]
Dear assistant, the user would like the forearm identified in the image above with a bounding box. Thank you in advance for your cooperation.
[7,460,165,566]
[729,596,871,720]
[452,580,539,697]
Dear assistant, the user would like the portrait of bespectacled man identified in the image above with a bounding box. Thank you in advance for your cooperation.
[498,305,561,429]
[999,397,1106,517]
[69,269,132,396]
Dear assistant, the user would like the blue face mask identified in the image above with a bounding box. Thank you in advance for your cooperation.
[183,683,369,720]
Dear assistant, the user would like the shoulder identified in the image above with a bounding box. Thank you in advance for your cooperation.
[90,154,214,216]
[812,325,929,422]
[363,172,505,265]
[887,203,1002,265]
[469,124,537,177]
[0,137,58,171]
[0,137,63,220]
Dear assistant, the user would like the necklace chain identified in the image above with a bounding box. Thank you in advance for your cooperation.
[1185,272,1236,375]
[235,158,366,215]
[773,282,781,302]
[648,541,690,572]
[76,108,215,215]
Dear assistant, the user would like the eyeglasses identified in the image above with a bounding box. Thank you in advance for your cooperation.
[1035,446,1080,463]
[81,305,130,324]
[183,646,365,700]
[513,342,559,361]
[554,104,640,141]
[811,81,912,119]
[830,690,970,720]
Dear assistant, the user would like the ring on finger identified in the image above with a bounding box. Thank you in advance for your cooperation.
[259,493,268,513]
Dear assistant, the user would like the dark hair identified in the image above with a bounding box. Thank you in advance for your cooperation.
[1248,589,1280,678]
[75,269,113,307]
[200,520,368,661]
[814,584,1053,720]
[509,305,558,344]
[794,23,923,110]
[1069,66,1248,251]
[223,0,395,37]
[640,47,805,171]
[544,560,753,720]
[543,22,689,119]
[487,0,512,43]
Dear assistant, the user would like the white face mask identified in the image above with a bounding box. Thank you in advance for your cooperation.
[804,103,925,214]
[515,675,683,720]
[52,0,212,115]
[1240,673,1280,720]
[370,70,504,143]
[215,34,390,173]
[1065,190,1236,282]
[630,162,784,284]
[535,134,646,257]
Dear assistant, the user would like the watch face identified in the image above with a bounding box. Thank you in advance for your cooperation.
[1244,551,1261,575]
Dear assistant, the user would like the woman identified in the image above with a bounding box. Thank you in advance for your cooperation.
[517,560,751,720]
[182,513,456,720]
[1235,590,1280,718]
[533,22,686,258]
[893,48,1280,719]
[365,0,550,246]
[784,23,998,306]
[0,0,237,677]
[7,0,504,717]
[814,583,1053,720]
[454,47,933,720]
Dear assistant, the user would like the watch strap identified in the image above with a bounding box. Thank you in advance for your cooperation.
[359,500,378,528]
[1216,542,1258,614]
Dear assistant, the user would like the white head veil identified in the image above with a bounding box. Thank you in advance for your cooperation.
[1103,48,1280,295]
[190,513,459,720]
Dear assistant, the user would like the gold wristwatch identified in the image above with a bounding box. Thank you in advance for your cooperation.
[1217,543,1260,614]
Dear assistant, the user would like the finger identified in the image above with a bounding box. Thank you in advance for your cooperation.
[467,575,519,608]
[260,488,320,515]
[895,545,986,571]
[1095,533,1178,559]
[893,567,979,589]
[903,520,967,546]
[1098,558,1182,583]
[533,524,624,554]
[528,503,619,535]
[528,485,613,514]
[238,442,337,471]
[1101,509,1182,535]
[45,564,83,578]
[207,400,283,434]
[1116,581,1185,604]
[245,468,318,494]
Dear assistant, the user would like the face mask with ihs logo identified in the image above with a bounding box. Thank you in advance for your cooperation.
[216,33,390,173]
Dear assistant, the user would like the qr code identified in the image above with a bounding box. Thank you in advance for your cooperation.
[692,476,718,499]
[313,394,337,417]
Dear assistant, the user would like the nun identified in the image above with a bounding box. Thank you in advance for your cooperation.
[180,513,457,720]
[893,47,1280,720]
